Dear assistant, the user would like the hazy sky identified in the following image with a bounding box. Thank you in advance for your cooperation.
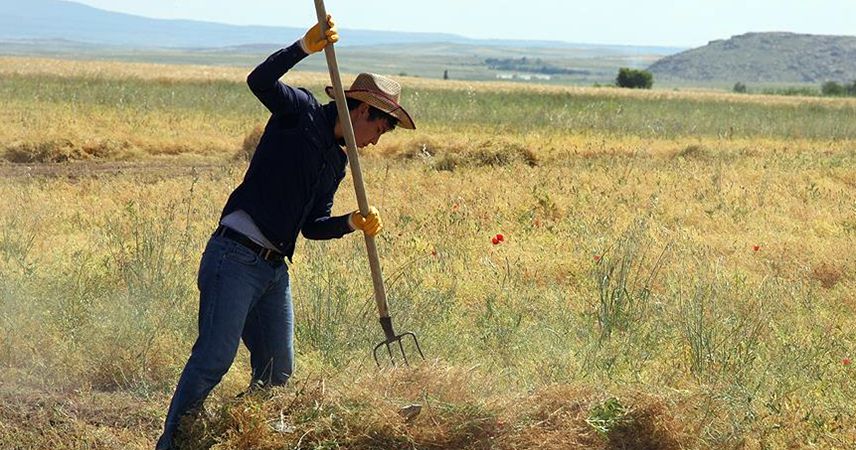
[72,0,856,47]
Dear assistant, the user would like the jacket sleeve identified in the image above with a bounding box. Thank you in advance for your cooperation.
[246,41,314,115]
[301,180,354,240]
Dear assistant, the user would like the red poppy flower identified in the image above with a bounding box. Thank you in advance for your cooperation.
[491,237,500,245]
[496,233,505,242]
[844,358,852,366]
[753,245,761,252]
[594,255,601,262]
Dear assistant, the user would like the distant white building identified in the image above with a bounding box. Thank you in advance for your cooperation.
[495,73,551,81]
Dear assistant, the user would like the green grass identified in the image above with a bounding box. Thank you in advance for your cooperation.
[3,73,856,145]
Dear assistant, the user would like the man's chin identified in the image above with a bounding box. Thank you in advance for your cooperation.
[336,138,365,149]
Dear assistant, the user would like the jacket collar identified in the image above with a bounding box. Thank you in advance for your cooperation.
[321,102,339,146]
[320,101,348,164]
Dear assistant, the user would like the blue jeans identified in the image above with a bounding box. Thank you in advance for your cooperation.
[156,234,293,449]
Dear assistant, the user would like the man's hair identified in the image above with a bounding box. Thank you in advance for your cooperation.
[346,98,398,130]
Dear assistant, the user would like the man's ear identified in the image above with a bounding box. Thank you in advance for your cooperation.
[349,102,368,121]
[358,102,371,117]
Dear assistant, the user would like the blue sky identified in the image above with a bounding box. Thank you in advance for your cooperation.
[72,0,856,47]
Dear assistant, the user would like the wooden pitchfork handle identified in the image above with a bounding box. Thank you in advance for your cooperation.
[312,0,393,329]
[313,1,425,367]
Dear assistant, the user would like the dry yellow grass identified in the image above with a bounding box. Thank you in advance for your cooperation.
[3,56,855,166]
[0,56,251,82]
[0,56,854,449]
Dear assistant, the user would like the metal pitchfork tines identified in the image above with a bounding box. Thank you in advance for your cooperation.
[313,0,425,368]
[374,316,425,367]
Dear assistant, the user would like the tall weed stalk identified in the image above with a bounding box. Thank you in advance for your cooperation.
[593,219,669,342]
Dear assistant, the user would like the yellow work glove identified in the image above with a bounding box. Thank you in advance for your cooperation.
[349,206,383,237]
[301,14,338,54]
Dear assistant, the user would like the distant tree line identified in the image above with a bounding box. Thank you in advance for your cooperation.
[732,80,856,97]
[484,57,590,75]
[821,80,856,97]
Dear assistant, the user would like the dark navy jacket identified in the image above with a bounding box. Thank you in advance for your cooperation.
[221,42,353,260]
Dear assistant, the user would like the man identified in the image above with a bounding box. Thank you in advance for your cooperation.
[156,15,415,449]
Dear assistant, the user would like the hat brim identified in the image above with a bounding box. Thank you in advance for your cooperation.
[326,87,416,130]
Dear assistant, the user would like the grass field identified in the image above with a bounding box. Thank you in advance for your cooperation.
[0,56,854,449]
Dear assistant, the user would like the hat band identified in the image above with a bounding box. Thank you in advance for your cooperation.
[345,88,402,107]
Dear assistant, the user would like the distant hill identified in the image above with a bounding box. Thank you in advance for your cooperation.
[648,32,856,84]
[0,0,683,84]
[0,0,681,54]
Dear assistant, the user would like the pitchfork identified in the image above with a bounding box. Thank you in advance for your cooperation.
[313,0,425,367]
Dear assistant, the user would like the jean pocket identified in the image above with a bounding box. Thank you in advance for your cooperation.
[224,245,259,266]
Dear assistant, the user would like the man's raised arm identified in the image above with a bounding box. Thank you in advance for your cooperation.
[246,15,338,114]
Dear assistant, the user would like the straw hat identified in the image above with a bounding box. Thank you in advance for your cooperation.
[326,73,415,130]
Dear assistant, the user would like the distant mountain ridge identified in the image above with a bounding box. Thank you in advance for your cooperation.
[0,0,681,54]
[0,0,447,48]
[648,32,856,83]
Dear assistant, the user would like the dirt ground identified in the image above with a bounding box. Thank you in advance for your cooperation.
[0,161,224,179]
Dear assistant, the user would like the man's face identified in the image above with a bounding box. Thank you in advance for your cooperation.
[351,103,393,148]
